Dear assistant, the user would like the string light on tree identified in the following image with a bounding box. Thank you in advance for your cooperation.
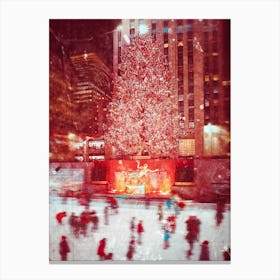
[104,34,179,158]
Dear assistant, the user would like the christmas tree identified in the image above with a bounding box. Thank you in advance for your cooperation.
[105,35,179,158]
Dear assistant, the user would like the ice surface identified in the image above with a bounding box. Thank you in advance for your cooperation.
[49,196,230,262]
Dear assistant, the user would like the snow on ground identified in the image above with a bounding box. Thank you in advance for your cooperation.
[49,196,230,262]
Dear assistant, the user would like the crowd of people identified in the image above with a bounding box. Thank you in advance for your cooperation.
[55,196,230,262]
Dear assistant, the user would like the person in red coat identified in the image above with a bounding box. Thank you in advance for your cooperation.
[223,246,231,261]
[59,235,70,261]
[137,220,144,245]
[56,211,67,224]
[199,240,210,261]
[126,239,136,260]
[97,238,107,260]
[80,210,90,236]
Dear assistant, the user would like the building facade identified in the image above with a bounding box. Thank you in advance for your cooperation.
[49,23,113,162]
[113,19,230,158]
[69,52,112,137]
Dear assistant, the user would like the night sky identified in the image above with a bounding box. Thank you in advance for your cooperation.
[50,19,121,70]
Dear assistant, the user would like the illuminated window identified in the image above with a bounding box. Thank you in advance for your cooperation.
[213,74,219,81]
[222,80,230,86]
[179,120,185,128]
[177,26,183,33]
[179,139,195,156]
[188,122,195,129]
[186,23,192,32]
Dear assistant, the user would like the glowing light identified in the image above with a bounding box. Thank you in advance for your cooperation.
[123,34,130,44]
[222,80,230,86]
[204,123,221,134]
[109,160,174,195]
[213,74,219,81]
[204,124,230,156]
[138,24,149,35]
[117,24,122,31]
[67,133,76,140]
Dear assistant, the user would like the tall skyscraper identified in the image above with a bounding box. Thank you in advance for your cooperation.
[69,52,112,136]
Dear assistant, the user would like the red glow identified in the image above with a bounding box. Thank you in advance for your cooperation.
[106,159,176,196]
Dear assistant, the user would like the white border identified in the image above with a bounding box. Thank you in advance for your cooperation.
[1,0,279,280]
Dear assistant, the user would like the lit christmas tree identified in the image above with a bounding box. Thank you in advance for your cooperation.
[105,35,179,158]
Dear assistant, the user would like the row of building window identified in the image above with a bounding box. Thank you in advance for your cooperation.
[117,21,227,128]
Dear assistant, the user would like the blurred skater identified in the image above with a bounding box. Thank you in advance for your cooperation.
[105,252,113,260]
[89,210,99,231]
[157,204,163,222]
[223,246,231,261]
[185,215,201,258]
[199,240,210,261]
[59,235,70,261]
[145,198,150,209]
[215,195,226,226]
[167,215,176,234]
[137,220,144,245]
[126,239,136,260]
[104,206,109,225]
[130,217,136,237]
[108,197,119,214]
[165,199,172,209]
[56,211,67,224]
[97,238,107,260]
[163,230,171,249]
[69,212,80,238]
[80,210,90,237]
